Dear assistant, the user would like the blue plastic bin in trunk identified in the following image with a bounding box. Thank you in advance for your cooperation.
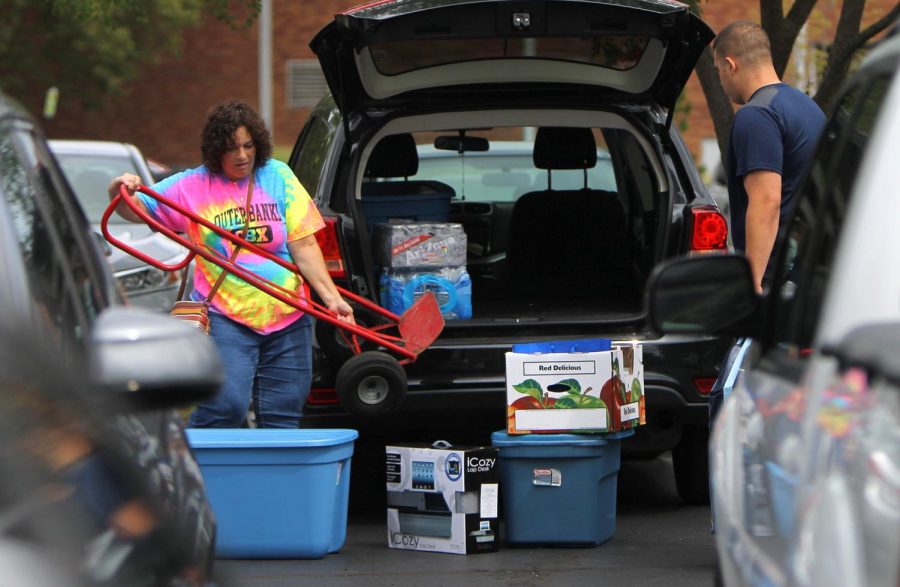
[491,430,632,546]
[361,192,451,226]
[186,428,358,559]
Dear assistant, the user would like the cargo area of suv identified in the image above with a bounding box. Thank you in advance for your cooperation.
[291,0,730,504]
[357,118,675,320]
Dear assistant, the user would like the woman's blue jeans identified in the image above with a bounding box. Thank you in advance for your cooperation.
[188,312,313,428]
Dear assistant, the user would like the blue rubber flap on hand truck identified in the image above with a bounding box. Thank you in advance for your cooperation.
[512,338,611,354]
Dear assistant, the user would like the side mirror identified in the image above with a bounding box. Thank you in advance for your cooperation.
[90,307,222,409]
[646,254,761,336]
[434,135,490,153]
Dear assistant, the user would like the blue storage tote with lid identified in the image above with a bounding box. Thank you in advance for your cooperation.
[361,192,452,226]
[490,430,632,546]
[186,428,358,559]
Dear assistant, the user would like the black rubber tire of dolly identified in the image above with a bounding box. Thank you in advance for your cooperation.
[672,424,711,505]
[334,351,407,418]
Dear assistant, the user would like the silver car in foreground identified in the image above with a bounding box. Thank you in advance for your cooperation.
[49,139,186,311]
[644,26,900,587]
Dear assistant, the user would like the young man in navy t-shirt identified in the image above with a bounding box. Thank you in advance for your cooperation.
[713,21,826,292]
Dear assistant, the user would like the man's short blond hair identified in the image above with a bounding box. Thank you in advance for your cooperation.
[712,21,773,67]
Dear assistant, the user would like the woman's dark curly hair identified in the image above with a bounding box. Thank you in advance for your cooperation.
[200,100,272,174]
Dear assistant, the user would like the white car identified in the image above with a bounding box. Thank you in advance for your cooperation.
[644,26,900,587]
[49,139,187,311]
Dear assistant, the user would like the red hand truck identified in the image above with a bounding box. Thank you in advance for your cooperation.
[102,185,445,417]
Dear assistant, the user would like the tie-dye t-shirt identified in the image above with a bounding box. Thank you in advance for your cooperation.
[137,159,324,334]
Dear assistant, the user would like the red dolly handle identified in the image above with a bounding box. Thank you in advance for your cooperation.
[104,185,401,321]
[101,185,445,362]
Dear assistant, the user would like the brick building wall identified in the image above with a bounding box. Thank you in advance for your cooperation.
[44,0,359,168]
[39,0,896,174]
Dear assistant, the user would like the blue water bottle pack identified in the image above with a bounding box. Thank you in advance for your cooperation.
[380,267,472,320]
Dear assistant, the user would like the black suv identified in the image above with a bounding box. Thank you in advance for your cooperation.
[292,0,730,503]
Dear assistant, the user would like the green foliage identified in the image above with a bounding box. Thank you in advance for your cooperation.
[0,0,259,109]
[203,0,261,29]
[675,92,693,134]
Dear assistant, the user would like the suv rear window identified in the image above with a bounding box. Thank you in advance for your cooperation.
[369,36,649,75]
[364,129,619,203]
[415,146,617,202]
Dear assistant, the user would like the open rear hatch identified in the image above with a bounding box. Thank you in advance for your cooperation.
[311,0,715,325]
[311,0,713,127]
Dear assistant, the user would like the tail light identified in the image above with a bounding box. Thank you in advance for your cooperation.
[690,206,728,252]
[694,376,718,395]
[315,216,347,279]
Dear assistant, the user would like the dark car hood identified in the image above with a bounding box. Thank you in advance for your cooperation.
[311,0,713,118]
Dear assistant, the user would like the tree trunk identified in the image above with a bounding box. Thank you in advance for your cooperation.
[814,1,900,113]
[762,0,820,77]
[695,48,734,161]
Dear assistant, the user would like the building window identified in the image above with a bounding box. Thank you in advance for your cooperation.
[286,60,328,109]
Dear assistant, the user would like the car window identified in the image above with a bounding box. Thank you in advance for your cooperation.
[292,104,343,205]
[404,130,617,204]
[55,152,137,222]
[368,36,650,75]
[769,75,890,358]
[293,116,330,198]
[415,151,616,203]
[0,126,108,345]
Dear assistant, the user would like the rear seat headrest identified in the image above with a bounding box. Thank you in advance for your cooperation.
[365,133,419,178]
[533,127,597,170]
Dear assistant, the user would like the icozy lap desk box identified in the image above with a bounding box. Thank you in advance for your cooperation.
[505,339,644,434]
[386,442,500,554]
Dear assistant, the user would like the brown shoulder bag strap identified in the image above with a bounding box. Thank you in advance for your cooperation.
[205,172,255,304]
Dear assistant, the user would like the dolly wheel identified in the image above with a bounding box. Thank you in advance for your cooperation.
[335,351,407,418]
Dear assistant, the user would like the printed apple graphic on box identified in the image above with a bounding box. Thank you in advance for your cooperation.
[507,378,608,434]
[602,356,625,422]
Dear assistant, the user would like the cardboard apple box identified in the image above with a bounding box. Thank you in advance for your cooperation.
[505,340,644,434]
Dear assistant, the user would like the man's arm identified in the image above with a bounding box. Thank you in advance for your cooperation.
[743,170,782,291]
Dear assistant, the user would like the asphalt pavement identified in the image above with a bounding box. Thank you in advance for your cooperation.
[214,453,716,587]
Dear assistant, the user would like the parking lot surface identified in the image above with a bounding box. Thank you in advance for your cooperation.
[214,453,715,586]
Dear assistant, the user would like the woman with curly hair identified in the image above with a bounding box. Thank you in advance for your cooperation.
[109,100,353,428]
